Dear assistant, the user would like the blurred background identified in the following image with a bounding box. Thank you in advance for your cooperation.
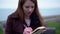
[0,0,60,34]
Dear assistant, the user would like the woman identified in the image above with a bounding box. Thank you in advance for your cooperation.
[5,0,46,34]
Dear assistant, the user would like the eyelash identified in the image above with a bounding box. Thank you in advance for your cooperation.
[26,6,29,8]
[25,6,34,8]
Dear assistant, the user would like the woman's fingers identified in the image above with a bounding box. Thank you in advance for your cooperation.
[23,27,33,34]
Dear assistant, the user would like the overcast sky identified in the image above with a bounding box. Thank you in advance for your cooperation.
[0,0,60,9]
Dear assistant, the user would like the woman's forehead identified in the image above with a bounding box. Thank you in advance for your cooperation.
[23,0,35,6]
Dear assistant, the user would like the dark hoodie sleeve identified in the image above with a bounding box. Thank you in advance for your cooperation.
[5,16,13,34]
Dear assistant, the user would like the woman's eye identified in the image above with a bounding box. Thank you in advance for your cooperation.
[31,6,34,8]
[25,6,29,8]
[25,6,34,8]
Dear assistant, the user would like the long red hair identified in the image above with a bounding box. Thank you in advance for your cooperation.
[16,0,44,26]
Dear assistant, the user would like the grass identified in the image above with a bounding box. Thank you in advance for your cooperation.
[0,24,3,34]
[48,21,60,34]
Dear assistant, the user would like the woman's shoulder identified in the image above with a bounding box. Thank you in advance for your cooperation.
[8,12,18,19]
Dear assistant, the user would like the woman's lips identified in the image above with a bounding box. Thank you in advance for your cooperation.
[28,12,31,14]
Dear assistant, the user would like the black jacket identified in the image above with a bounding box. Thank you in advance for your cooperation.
[5,12,41,34]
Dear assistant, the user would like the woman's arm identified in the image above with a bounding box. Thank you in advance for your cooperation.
[5,16,13,34]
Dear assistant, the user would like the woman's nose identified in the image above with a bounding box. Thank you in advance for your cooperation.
[29,8,32,12]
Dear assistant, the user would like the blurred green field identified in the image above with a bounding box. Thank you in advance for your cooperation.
[48,21,60,34]
[0,25,3,34]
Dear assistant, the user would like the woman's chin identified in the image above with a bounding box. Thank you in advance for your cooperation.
[27,14,31,17]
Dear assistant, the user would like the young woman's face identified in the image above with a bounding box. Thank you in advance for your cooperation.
[23,0,35,17]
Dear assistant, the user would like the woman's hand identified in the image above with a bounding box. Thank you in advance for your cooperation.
[23,27,33,34]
